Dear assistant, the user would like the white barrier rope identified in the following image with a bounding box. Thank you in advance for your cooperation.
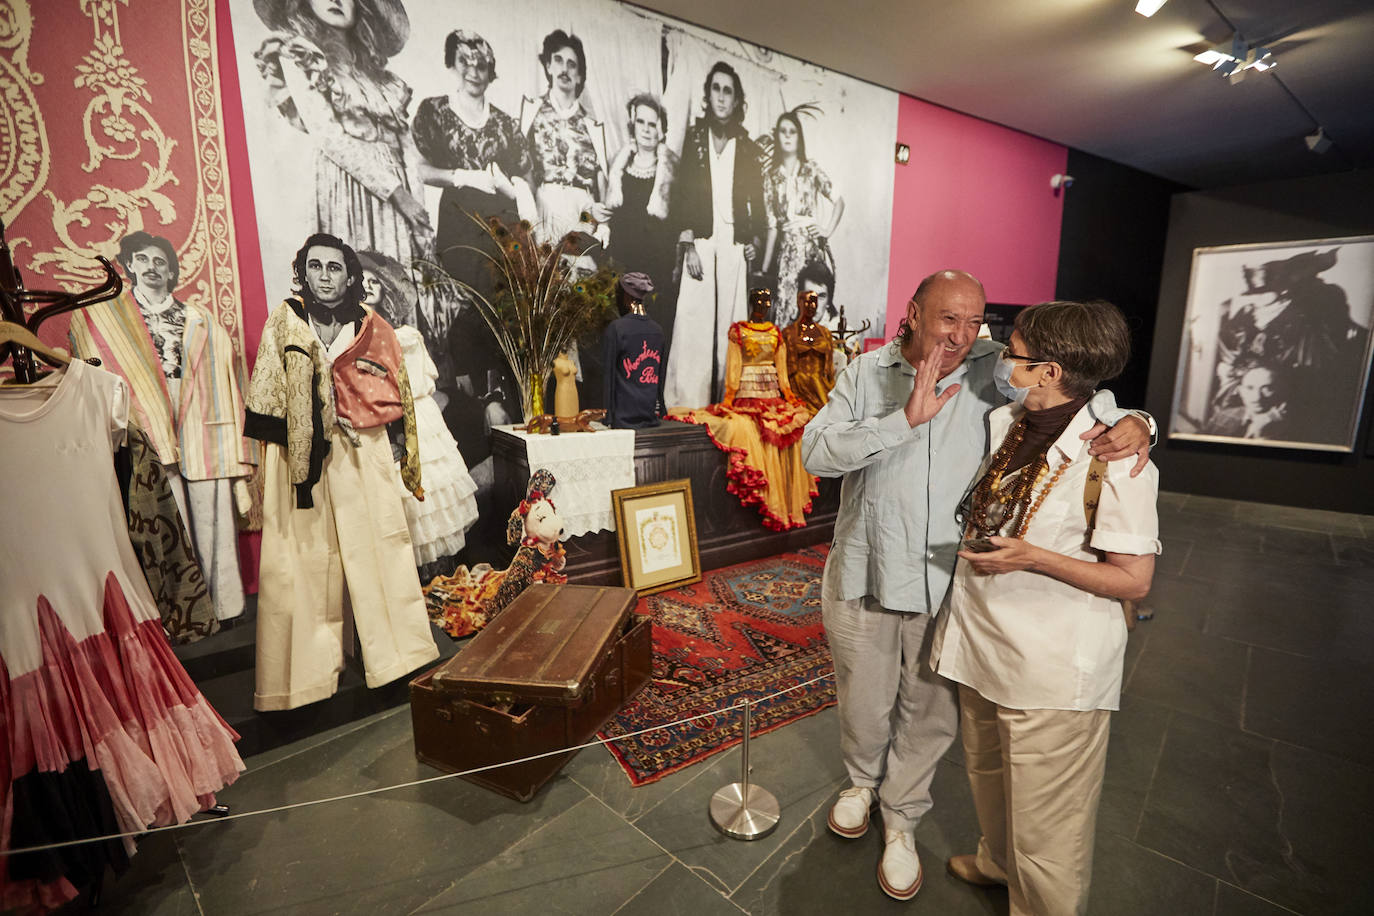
[1,669,836,858]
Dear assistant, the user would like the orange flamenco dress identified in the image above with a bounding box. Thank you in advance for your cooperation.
[670,320,817,530]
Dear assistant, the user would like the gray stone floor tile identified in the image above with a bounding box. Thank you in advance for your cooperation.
[613,862,744,915]
[1158,490,1190,510]
[1180,494,1241,519]
[1331,532,1374,566]
[1135,712,1374,914]
[178,706,591,915]
[733,780,998,916]
[1097,696,1172,841]
[627,711,849,894]
[1203,578,1374,662]
[1240,501,1369,538]
[410,797,670,915]
[1154,538,1191,577]
[1123,622,1248,728]
[1258,526,1336,561]
[1135,577,1209,631]
[1212,882,1302,915]
[1135,713,1280,886]
[54,832,197,916]
[1244,647,1374,767]
[1089,831,1217,916]
[565,739,720,823]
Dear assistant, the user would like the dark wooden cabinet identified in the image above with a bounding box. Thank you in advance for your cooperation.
[491,420,839,585]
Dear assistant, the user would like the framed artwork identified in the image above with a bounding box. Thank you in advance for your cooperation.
[1169,235,1374,452]
[611,479,701,596]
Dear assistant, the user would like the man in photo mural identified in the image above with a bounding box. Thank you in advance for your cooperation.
[69,231,257,623]
[663,61,767,407]
[1209,249,1368,444]
[801,270,1153,901]
[246,233,435,712]
[520,29,610,246]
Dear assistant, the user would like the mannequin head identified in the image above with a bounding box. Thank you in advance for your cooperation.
[797,290,818,324]
[617,271,654,316]
[748,287,772,323]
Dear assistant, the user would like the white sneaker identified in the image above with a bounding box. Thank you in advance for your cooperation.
[878,829,923,900]
[827,786,876,838]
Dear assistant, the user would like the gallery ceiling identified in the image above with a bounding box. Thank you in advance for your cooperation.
[629,0,1374,190]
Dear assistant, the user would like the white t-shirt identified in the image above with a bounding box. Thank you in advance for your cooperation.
[931,401,1161,712]
[707,135,736,240]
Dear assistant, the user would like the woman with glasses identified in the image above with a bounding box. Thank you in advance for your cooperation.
[931,300,1160,916]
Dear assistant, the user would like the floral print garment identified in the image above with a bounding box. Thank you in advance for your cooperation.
[528,100,600,193]
[411,96,531,176]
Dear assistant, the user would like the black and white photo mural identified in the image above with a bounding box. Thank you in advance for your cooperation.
[228,0,898,492]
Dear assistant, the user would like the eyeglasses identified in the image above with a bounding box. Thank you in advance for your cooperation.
[1000,349,1051,366]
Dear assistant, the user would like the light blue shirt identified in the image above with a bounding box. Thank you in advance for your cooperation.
[802,338,1125,614]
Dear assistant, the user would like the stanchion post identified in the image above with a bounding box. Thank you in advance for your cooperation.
[708,698,780,840]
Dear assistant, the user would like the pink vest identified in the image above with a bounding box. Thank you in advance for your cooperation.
[333,312,404,429]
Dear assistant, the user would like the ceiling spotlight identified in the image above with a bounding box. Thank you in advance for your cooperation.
[1193,35,1276,80]
[1135,0,1168,16]
[1050,174,1075,191]
[1305,127,1332,154]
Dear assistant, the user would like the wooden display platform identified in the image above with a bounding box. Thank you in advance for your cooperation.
[491,420,840,584]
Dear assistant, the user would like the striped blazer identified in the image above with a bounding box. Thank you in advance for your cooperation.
[69,291,258,480]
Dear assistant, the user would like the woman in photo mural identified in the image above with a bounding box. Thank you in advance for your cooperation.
[762,106,846,327]
[357,250,480,574]
[410,29,533,470]
[252,0,432,280]
[603,93,677,301]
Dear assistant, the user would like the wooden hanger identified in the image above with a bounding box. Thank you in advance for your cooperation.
[0,320,72,370]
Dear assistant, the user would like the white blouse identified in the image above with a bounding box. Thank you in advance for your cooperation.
[931,401,1161,712]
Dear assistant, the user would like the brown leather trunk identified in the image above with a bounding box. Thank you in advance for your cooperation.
[409,584,651,802]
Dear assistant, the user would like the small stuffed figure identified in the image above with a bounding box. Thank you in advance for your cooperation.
[424,469,569,638]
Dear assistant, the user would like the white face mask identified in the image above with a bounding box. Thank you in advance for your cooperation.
[993,356,1033,405]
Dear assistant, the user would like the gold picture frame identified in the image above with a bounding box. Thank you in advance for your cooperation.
[611,479,702,596]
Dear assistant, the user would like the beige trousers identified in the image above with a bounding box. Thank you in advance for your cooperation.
[822,567,960,834]
[958,684,1111,916]
[255,426,438,711]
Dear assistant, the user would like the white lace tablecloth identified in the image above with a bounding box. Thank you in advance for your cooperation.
[497,425,637,538]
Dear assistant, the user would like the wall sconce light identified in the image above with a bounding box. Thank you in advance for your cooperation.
[1050,174,1075,191]
[895,143,910,165]
[1135,0,1168,17]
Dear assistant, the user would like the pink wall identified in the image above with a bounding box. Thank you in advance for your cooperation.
[886,95,1068,333]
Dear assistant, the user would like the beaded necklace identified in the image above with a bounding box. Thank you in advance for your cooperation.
[965,416,1073,538]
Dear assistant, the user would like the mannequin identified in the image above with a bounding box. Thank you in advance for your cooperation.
[667,286,816,530]
[781,290,836,412]
[553,351,579,420]
[602,272,667,429]
[68,231,257,622]
[722,287,800,408]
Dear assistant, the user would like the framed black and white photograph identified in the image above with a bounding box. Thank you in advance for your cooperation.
[1169,235,1374,452]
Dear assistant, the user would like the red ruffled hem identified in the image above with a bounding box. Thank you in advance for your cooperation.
[706,398,812,449]
[673,410,817,532]
[2,573,244,911]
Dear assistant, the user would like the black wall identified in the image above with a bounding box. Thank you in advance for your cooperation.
[1144,168,1374,513]
[1056,148,1185,408]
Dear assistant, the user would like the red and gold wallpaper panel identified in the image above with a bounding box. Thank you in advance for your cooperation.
[0,0,244,351]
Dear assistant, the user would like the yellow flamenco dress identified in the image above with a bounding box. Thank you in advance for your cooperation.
[670,321,817,530]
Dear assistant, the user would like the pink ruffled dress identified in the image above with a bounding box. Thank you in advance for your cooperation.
[0,360,244,911]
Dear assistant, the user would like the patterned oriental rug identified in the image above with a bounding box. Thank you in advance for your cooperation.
[599,545,836,786]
